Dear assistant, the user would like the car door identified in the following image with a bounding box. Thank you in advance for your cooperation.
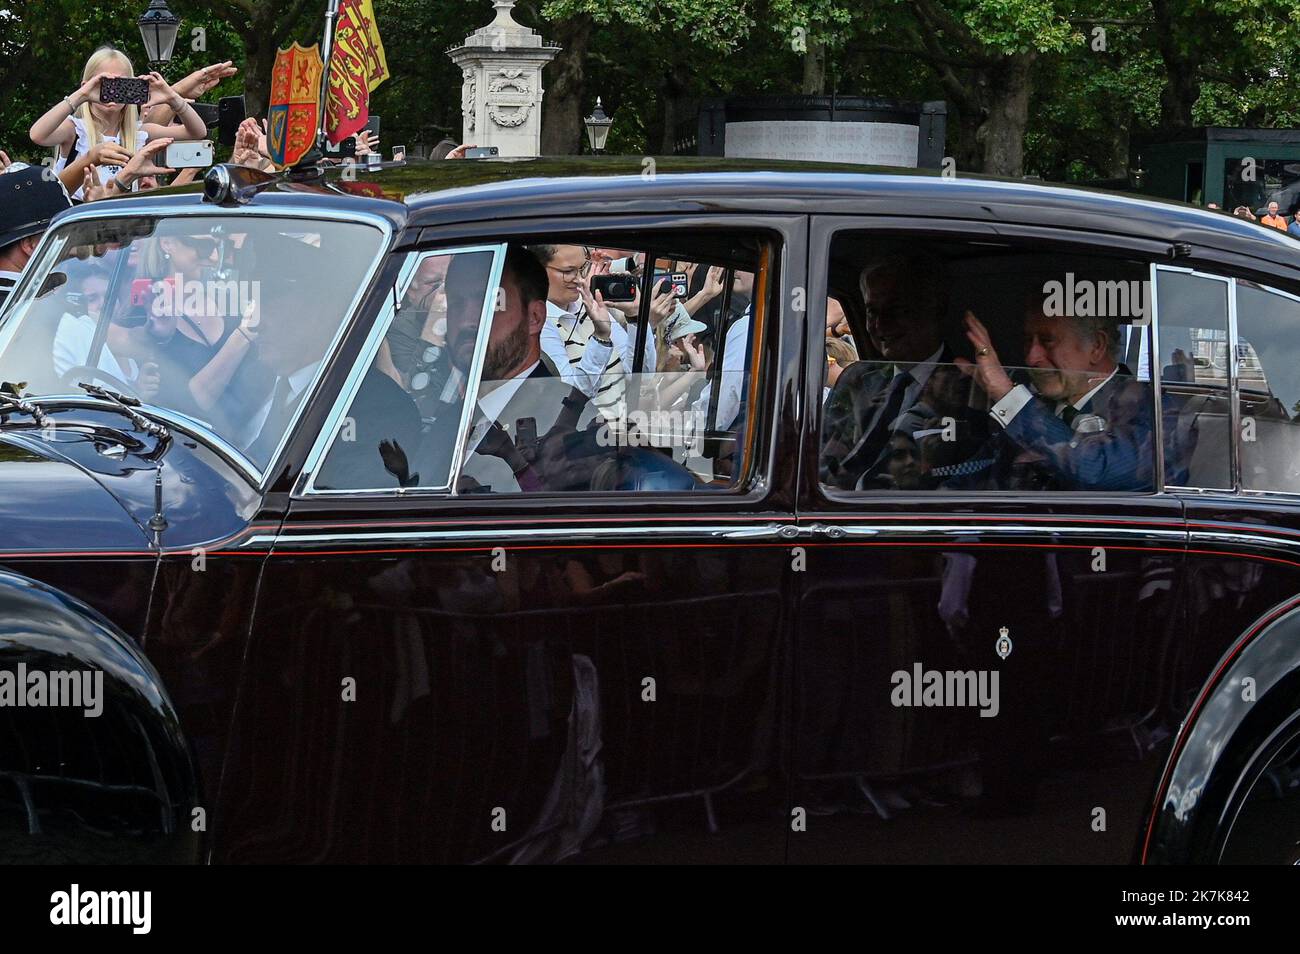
[1149,264,1300,863]
[219,217,806,864]
[787,217,1186,863]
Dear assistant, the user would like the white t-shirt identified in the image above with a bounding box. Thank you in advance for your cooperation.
[55,116,149,197]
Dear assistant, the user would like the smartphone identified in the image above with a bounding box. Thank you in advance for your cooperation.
[164,140,214,169]
[591,273,638,302]
[465,146,499,159]
[325,137,357,159]
[191,103,219,127]
[364,115,381,138]
[100,77,149,106]
[516,416,538,447]
[129,278,155,308]
[392,144,406,163]
[218,95,246,148]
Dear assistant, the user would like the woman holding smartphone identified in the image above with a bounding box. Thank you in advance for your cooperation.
[29,46,206,197]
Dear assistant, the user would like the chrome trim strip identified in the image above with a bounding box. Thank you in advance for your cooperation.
[1189,530,1300,557]
[273,522,795,549]
[1226,275,1242,492]
[296,243,507,497]
[268,521,1189,551]
[1149,261,1165,493]
[448,248,507,497]
[826,523,1187,544]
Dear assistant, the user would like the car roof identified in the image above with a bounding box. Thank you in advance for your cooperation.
[58,155,1300,282]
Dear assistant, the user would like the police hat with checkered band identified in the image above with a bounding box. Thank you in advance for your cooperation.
[0,165,72,250]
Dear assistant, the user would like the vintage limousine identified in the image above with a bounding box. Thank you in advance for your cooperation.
[1,155,1299,864]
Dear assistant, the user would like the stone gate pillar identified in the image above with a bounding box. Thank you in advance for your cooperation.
[447,1,560,157]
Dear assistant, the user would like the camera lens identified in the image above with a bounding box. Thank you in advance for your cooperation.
[410,371,430,391]
[422,345,441,364]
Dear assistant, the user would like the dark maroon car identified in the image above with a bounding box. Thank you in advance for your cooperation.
[1,155,1299,864]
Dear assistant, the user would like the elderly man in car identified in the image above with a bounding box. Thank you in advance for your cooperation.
[820,254,979,489]
[955,298,1158,491]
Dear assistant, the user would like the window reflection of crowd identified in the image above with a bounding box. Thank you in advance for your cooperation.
[334,242,758,494]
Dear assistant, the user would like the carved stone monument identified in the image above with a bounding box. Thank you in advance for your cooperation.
[447,1,559,157]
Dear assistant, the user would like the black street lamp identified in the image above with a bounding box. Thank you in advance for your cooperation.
[1128,154,1147,191]
[584,97,613,155]
[139,0,182,68]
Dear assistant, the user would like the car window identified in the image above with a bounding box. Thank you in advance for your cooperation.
[1154,269,1233,490]
[0,214,386,472]
[309,237,766,495]
[453,242,760,494]
[818,234,1157,493]
[312,245,501,492]
[1235,281,1300,493]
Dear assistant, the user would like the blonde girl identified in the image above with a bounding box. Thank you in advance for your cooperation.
[29,46,206,197]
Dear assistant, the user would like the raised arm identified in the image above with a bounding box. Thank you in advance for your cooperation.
[30,72,110,150]
[140,72,207,141]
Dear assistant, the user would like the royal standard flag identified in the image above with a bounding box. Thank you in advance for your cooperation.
[326,0,390,144]
[267,42,324,167]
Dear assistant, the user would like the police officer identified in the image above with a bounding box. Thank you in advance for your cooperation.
[0,165,73,308]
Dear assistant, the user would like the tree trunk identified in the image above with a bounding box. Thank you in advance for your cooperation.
[1150,0,1198,129]
[975,52,1035,177]
[540,16,592,156]
[802,36,826,95]
[658,64,693,155]
[1158,59,1198,129]
[240,8,281,121]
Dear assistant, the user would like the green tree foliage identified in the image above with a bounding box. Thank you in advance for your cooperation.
[6,0,1300,188]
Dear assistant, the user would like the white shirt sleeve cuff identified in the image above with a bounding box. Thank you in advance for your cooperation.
[989,384,1033,428]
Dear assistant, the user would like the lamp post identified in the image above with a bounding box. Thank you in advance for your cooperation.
[584,97,613,155]
[138,0,182,69]
[1128,154,1147,191]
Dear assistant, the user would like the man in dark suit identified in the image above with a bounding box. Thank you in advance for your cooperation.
[955,302,1157,491]
[821,254,980,489]
[429,244,601,493]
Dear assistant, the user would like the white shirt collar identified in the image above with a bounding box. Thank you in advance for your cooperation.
[477,360,539,425]
[547,299,583,323]
[898,344,944,390]
[0,270,22,282]
[1061,367,1117,416]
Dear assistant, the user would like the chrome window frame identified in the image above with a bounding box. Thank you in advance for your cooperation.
[0,202,394,489]
[1154,264,1238,495]
[296,243,507,497]
[1230,277,1300,498]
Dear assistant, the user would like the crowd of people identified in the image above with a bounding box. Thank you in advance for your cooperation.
[1211,199,1300,237]
[0,44,473,213]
